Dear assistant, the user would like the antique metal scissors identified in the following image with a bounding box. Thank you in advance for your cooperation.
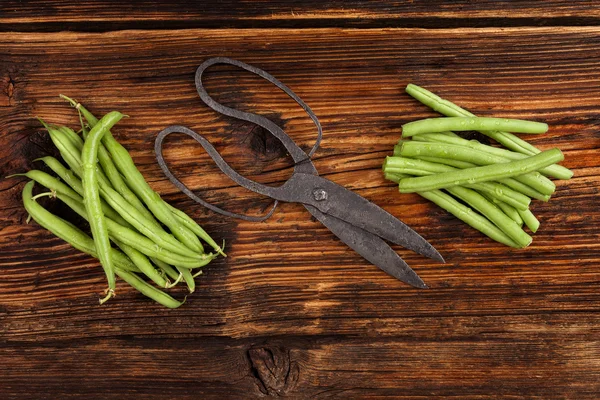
[155,57,444,288]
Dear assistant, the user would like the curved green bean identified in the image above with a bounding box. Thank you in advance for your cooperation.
[21,181,139,273]
[404,84,573,179]
[61,97,203,254]
[55,191,214,268]
[402,117,548,137]
[114,269,183,309]
[112,239,169,288]
[176,267,195,293]
[398,149,564,193]
[33,157,131,228]
[81,111,125,293]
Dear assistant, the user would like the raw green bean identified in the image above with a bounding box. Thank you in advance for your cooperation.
[21,181,139,273]
[482,194,523,227]
[112,239,169,288]
[398,141,556,195]
[61,96,218,255]
[402,117,548,137]
[384,172,410,183]
[398,149,564,193]
[114,269,183,309]
[445,186,532,248]
[384,157,531,210]
[81,111,125,293]
[393,150,550,201]
[55,191,214,268]
[518,208,540,233]
[412,133,571,180]
[418,189,520,248]
[66,99,203,253]
[77,119,160,226]
[176,267,195,293]
[405,84,573,179]
[45,125,200,258]
[33,157,131,227]
[151,258,181,281]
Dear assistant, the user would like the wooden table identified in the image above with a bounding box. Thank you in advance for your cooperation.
[1,2,599,398]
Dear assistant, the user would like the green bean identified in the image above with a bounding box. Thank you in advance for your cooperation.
[112,239,169,288]
[398,149,564,193]
[412,133,572,180]
[48,127,189,249]
[518,208,540,233]
[82,111,125,293]
[405,84,573,179]
[384,157,531,210]
[76,118,160,226]
[384,172,410,183]
[402,117,548,138]
[418,189,520,248]
[398,141,556,195]
[176,267,196,293]
[445,186,531,248]
[46,126,200,258]
[55,191,214,268]
[21,181,139,273]
[151,258,181,281]
[33,157,131,227]
[482,194,523,227]
[62,96,220,255]
[114,269,183,309]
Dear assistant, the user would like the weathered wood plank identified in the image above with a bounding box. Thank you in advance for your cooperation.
[0,27,599,398]
[1,0,600,30]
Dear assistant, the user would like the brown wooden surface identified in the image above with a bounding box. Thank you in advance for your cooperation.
[1,3,600,399]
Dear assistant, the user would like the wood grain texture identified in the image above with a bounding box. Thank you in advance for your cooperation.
[1,0,600,30]
[1,23,600,399]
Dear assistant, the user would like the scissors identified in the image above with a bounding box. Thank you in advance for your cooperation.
[155,57,444,288]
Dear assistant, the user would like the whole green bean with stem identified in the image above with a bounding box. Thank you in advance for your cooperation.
[398,149,564,193]
[21,181,139,274]
[54,191,214,268]
[47,127,201,259]
[81,111,125,296]
[404,83,573,179]
[60,95,219,254]
[398,141,556,195]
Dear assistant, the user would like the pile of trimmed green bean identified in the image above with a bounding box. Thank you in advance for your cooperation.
[11,96,224,308]
[383,84,573,248]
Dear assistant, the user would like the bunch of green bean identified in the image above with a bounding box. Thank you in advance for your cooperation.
[382,84,573,248]
[12,96,224,308]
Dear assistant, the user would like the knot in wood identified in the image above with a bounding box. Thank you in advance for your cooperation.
[247,345,299,396]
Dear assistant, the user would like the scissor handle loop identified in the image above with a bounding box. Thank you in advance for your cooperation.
[154,57,323,221]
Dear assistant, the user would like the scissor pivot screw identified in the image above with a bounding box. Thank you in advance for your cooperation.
[313,188,328,201]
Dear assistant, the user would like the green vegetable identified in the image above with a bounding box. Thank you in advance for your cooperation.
[398,141,556,196]
[402,117,548,137]
[404,83,573,179]
[398,148,563,193]
[518,208,540,233]
[81,111,125,296]
[384,156,531,210]
[412,133,572,180]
